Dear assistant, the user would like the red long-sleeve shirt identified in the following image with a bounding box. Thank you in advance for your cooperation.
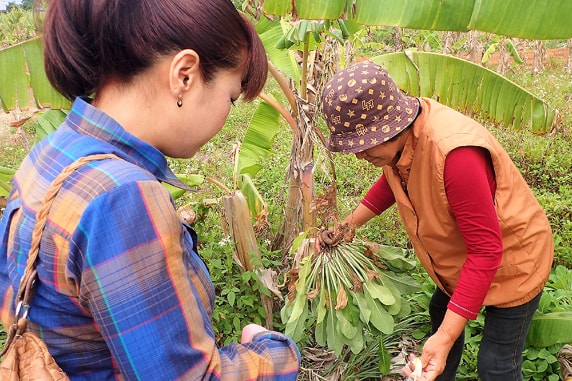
[361,146,503,319]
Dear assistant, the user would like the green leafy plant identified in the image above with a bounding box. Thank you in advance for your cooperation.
[446,265,572,381]
[0,6,35,49]
[526,265,572,349]
[281,236,419,362]
[522,346,562,381]
[191,203,283,345]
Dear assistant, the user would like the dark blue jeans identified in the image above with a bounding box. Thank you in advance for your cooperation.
[429,287,541,381]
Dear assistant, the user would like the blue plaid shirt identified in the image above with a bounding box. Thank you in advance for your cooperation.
[0,97,300,380]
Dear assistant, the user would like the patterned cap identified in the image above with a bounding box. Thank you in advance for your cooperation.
[321,61,419,154]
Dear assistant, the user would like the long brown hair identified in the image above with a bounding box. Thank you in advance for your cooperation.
[43,0,267,101]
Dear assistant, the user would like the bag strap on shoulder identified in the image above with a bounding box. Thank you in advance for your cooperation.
[0,153,119,357]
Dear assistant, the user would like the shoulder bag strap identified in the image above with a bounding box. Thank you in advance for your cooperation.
[0,153,119,357]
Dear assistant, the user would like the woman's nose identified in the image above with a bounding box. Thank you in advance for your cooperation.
[355,151,366,160]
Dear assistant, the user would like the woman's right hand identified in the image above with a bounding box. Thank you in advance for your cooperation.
[401,353,442,381]
[316,223,355,250]
[241,324,268,343]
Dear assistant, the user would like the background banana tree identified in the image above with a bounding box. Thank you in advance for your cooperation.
[241,0,572,358]
[246,0,569,254]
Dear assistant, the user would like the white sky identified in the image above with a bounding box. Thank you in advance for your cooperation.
[0,0,23,11]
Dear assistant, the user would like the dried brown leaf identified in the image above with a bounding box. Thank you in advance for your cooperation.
[256,268,283,300]
[307,288,319,299]
[366,269,381,282]
[335,284,348,310]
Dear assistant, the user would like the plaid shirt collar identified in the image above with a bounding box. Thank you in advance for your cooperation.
[66,97,192,191]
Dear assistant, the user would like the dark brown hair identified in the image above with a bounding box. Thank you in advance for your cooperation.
[42,0,267,101]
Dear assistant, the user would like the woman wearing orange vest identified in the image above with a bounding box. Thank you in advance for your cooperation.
[320,61,554,381]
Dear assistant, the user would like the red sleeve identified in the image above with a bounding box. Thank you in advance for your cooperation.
[361,174,395,215]
[444,146,503,320]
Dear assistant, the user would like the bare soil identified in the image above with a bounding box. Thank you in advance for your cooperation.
[0,112,14,142]
[355,47,570,70]
[476,46,570,69]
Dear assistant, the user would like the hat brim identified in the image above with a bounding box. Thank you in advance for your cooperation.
[327,96,419,154]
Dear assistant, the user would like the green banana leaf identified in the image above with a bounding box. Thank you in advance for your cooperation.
[263,0,345,20]
[257,18,302,84]
[277,20,325,51]
[526,311,572,347]
[162,174,204,200]
[0,166,15,197]
[295,0,346,21]
[235,101,281,178]
[0,38,69,112]
[238,173,267,219]
[264,0,572,40]
[261,0,292,17]
[233,100,281,218]
[35,109,68,143]
[371,51,556,133]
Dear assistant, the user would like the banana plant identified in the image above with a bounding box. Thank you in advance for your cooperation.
[248,0,572,360]
[371,51,556,133]
[250,0,571,256]
[0,1,568,266]
[481,37,524,66]
[261,0,572,40]
[2,0,570,201]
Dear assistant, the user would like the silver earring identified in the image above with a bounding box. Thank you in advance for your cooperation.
[177,94,183,107]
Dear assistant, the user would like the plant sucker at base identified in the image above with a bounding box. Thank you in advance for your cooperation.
[281,224,420,358]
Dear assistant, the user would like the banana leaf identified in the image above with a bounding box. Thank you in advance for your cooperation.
[161,174,204,200]
[0,166,15,197]
[0,38,69,113]
[261,0,292,17]
[232,100,281,218]
[257,18,302,84]
[263,0,572,40]
[294,0,346,21]
[35,109,67,143]
[526,311,572,347]
[372,51,556,134]
[263,0,345,20]
[235,100,281,179]
[238,173,267,219]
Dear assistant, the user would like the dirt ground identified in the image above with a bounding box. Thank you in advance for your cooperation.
[479,46,570,69]
[0,110,14,142]
[0,101,38,150]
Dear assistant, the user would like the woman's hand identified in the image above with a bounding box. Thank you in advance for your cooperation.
[402,325,457,380]
[401,353,442,381]
[315,223,355,250]
[241,324,268,343]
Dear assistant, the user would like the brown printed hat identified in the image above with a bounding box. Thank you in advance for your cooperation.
[321,61,419,154]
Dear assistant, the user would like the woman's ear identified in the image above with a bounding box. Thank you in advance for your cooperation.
[169,49,200,95]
